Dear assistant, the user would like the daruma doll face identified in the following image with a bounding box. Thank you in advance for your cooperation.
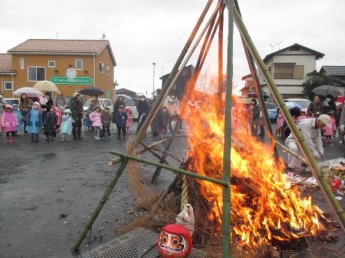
[157,224,192,258]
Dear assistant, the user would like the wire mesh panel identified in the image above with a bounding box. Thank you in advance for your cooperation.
[81,227,206,258]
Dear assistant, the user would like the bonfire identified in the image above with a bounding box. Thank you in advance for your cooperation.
[180,92,325,252]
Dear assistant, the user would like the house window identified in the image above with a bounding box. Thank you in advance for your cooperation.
[274,64,304,79]
[293,65,304,79]
[76,59,83,70]
[107,65,109,75]
[48,61,55,68]
[99,62,104,73]
[20,58,24,69]
[28,67,45,81]
[274,65,293,79]
[4,81,13,90]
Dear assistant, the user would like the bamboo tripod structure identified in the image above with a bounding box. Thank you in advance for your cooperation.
[72,0,345,256]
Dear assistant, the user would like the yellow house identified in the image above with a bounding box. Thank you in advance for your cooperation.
[1,39,116,99]
[0,54,16,96]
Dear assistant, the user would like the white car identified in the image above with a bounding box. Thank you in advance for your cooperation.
[284,98,311,114]
[83,98,113,115]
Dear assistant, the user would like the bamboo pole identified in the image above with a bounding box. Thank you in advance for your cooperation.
[222,0,233,256]
[71,159,129,254]
[132,0,215,150]
[233,0,279,162]
[275,141,308,165]
[109,150,230,187]
[151,118,182,183]
[232,7,345,232]
[107,139,168,166]
[218,1,224,102]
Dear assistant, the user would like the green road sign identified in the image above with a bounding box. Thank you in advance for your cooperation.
[51,77,93,85]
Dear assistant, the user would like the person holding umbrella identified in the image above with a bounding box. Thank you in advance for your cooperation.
[19,93,33,133]
[41,92,54,119]
[322,94,336,115]
[70,93,84,140]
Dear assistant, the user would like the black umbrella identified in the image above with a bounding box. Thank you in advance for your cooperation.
[78,86,105,96]
[312,85,342,98]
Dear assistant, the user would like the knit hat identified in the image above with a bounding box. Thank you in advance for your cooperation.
[33,102,40,106]
[5,104,13,109]
[118,105,124,109]
[317,114,331,127]
[12,103,18,107]
[64,109,71,114]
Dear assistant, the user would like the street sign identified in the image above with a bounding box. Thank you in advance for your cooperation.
[51,76,93,85]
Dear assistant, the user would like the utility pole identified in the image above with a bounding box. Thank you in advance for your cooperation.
[152,62,156,98]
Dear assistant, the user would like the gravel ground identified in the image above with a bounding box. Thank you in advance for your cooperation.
[1,122,345,257]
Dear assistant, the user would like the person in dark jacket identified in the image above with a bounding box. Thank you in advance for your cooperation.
[41,92,54,119]
[136,95,150,134]
[322,94,337,117]
[150,96,159,136]
[157,105,170,138]
[115,105,127,140]
[69,93,84,140]
[112,96,126,123]
[136,95,150,121]
[100,107,112,140]
[44,106,58,141]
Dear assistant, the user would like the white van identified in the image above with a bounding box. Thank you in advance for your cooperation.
[83,98,113,115]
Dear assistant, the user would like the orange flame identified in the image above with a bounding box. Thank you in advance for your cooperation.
[180,92,324,250]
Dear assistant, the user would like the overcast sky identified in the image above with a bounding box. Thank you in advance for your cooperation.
[1,0,344,95]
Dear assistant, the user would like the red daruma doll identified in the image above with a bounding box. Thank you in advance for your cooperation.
[157,224,192,258]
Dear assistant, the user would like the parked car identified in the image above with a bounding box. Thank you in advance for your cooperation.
[114,94,139,120]
[4,98,20,106]
[284,98,311,114]
[266,102,277,122]
[83,98,114,115]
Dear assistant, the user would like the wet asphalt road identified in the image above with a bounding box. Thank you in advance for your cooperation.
[1,121,345,257]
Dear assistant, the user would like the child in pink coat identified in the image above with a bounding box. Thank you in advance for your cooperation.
[89,105,102,140]
[1,104,18,143]
[124,107,133,132]
[296,110,308,122]
[323,112,336,143]
[54,106,62,137]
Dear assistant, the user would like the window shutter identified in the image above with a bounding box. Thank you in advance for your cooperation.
[293,65,304,79]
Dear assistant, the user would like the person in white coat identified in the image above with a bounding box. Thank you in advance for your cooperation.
[285,114,331,172]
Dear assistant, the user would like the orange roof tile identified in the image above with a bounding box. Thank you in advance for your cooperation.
[8,39,109,53]
[0,54,12,72]
[8,39,116,66]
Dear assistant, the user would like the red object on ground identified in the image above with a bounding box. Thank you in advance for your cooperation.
[330,178,341,192]
[157,224,192,258]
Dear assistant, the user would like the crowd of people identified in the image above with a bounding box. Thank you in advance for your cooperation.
[243,94,345,172]
[0,90,186,143]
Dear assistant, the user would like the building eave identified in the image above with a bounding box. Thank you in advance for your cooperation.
[7,51,99,56]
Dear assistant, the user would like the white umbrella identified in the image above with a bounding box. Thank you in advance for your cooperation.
[13,87,44,97]
[33,80,59,92]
